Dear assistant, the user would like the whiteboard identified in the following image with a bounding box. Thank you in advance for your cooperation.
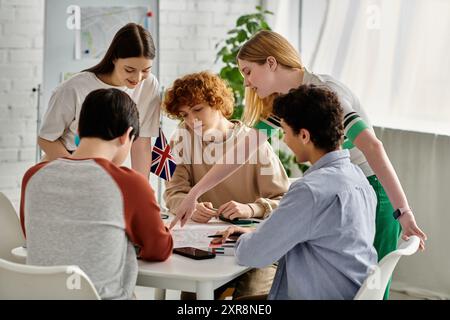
[42,0,159,114]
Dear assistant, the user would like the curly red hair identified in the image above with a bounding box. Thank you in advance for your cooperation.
[163,71,235,120]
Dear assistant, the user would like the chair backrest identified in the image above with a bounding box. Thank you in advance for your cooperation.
[354,236,420,300]
[0,258,101,300]
[0,192,26,263]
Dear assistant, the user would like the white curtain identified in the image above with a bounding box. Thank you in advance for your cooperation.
[264,0,300,50]
[308,0,450,135]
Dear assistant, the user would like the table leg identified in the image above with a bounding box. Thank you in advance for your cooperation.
[154,288,166,300]
[196,281,214,300]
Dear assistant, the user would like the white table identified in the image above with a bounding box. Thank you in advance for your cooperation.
[137,254,250,300]
[137,218,252,300]
[11,246,249,300]
[11,220,253,300]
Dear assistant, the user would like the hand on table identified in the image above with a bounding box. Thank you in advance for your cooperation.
[217,201,253,220]
[191,202,219,223]
[210,226,253,245]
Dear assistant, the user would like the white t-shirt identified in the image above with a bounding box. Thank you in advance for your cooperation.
[256,69,375,177]
[302,69,375,176]
[39,71,161,151]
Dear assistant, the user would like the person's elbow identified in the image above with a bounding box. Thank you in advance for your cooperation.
[235,251,272,268]
[368,137,384,153]
[235,240,272,268]
[140,236,173,262]
[355,131,384,155]
[152,247,172,262]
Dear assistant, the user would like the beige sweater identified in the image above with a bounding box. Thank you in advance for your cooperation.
[164,121,289,218]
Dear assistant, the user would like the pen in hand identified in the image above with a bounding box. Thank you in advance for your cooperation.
[207,231,243,238]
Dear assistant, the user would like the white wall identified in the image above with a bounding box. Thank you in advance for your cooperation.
[159,0,260,89]
[0,0,261,208]
[0,0,44,208]
[374,127,450,298]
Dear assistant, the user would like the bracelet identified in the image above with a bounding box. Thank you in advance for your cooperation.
[248,204,255,218]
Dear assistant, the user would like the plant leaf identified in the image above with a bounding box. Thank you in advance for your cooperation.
[246,21,259,35]
[237,29,248,42]
[236,14,251,26]
[227,28,239,35]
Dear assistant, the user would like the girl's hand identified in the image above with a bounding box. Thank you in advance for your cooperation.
[399,211,427,251]
[170,192,198,229]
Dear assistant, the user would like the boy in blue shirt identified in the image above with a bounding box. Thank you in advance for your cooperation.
[214,84,378,299]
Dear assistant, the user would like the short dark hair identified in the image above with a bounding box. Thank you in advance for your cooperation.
[273,84,344,152]
[78,88,139,141]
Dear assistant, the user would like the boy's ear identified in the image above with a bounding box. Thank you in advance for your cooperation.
[299,128,311,144]
[119,127,134,145]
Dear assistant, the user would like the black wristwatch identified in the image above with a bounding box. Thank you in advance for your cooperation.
[393,207,410,220]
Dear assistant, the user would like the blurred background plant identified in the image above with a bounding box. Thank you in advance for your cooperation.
[215,5,309,177]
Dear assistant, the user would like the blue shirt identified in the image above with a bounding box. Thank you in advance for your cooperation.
[235,150,378,300]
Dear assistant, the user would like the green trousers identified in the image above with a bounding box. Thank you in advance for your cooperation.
[367,175,402,300]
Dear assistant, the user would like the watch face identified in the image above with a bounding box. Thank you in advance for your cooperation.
[393,209,401,219]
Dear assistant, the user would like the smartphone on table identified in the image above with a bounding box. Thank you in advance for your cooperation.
[173,247,216,260]
[218,214,257,225]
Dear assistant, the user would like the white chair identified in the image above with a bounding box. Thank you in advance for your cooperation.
[0,192,26,263]
[0,258,100,300]
[354,235,420,300]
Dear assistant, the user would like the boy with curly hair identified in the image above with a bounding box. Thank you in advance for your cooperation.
[163,71,290,299]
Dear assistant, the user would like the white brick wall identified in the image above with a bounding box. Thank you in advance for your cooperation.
[159,0,261,88]
[0,0,43,209]
[0,0,261,209]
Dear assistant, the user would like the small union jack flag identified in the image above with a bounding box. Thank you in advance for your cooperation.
[150,128,176,181]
